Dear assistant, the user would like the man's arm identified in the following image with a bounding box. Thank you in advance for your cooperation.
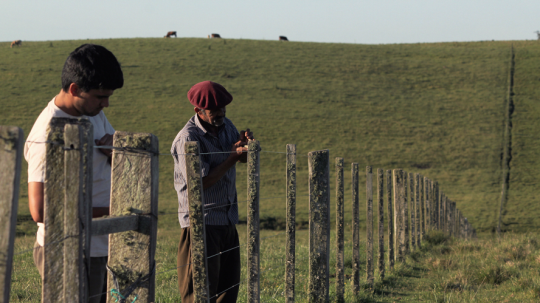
[28,182,109,223]
[202,143,246,189]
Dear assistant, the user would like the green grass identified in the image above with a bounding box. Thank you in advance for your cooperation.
[2,37,540,301]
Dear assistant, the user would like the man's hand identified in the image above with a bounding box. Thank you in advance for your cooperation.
[95,133,114,158]
[239,128,254,146]
[230,141,248,163]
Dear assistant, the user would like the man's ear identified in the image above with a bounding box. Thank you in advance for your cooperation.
[68,83,81,97]
[194,107,201,113]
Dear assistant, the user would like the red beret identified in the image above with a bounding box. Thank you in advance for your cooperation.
[187,81,233,110]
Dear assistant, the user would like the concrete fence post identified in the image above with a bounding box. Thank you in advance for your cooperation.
[336,158,345,301]
[247,140,261,303]
[377,169,385,279]
[403,172,409,255]
[43,118,92,303]
[184,142,210,303]
[285,144,296,303]
[0,126,23,303]
[107,131,159,303]
[393,169,405,262]
[386,170,394,270]
[308,150,330,302]
[366,166,374,286]
[351,163,360,294]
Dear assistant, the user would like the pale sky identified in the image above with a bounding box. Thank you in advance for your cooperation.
[1,0,540,44]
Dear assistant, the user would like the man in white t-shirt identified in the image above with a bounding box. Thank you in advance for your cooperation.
[24,44,124,303]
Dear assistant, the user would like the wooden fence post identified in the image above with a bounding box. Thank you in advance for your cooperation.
[335,158,345,301]
[433,181,439,231]
[424,178,430,232]
[0,126,23,303]
[308,150,330,302]
[64,123,93,303]
[351,164,360,294]
[377,169,384,279]
[107,131,159,303]
[285,144,296,303]
[184,142,210,303]
[366,166,374,286]
[393,169,405,262]
[419,175,424,241]
[403,172,409,256]
[386,170,394,270]
[247,140,261,303]
[43,118,92,302]
[409,173,415,250]
[415,174,421,247]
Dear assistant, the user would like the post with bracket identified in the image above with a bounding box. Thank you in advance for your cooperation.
[43,118,92,303]
[106,131,159,303]
[0,126,23,303]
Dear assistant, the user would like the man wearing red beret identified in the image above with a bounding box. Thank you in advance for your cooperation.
[171,81,253,302]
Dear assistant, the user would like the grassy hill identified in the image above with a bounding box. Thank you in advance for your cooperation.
[1,38,538,234]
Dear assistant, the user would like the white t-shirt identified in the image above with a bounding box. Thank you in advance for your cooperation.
[24,97,115,257]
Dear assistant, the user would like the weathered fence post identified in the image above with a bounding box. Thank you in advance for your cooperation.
[247,140,261,303]
[107,131,159,303]
[377,169,385,279]
[393,169,405,262]
[366,166,374,286]
[419,175,424,241]
[409,173,415,250]
[285,144,296,303]
[184,142,210,303]
[351,163,360,294]
[386,170,394,270]
[415,174,421,247]
[403,172,409,256]
[0,126,23,303]
[335,158,345,301]
[433,182,437,231]
[43,118,92,302]
[308,150,330,302]
[64,123,93,303]
[446,198,452,236]
[424,178,430,232]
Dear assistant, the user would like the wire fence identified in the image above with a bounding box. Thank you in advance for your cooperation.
[11,139,301,301]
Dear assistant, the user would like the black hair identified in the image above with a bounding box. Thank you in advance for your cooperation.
[61,44,124,92]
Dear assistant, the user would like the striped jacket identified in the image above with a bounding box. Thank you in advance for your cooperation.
[171,114,240,228]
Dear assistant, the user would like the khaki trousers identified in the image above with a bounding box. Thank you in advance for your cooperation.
[33,241,108,303]
[177,225,241,303]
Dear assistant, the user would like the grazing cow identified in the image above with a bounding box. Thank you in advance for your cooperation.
[210,33,221,38]
[279,36,288,41]
[10,40,22,48]
[164,31,177,38]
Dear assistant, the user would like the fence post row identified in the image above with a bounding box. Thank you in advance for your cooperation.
[335,158,345,301]
[184,142,210,303]
[308,150,330,303]
[247,140,261,303]
[0,126,23,303]
[351,163,360,294]
[285,144,296,303]
[106,131,159,303]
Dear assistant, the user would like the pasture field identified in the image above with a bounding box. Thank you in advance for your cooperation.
[2,37,540,301]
